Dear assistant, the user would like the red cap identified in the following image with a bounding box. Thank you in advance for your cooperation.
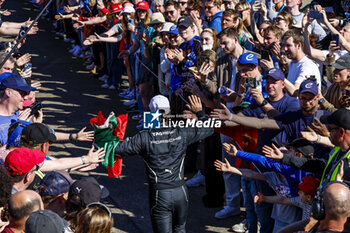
[5,148,45,176]
[110,3,123,13]
[298,177,320,196]
[136,1,149,10]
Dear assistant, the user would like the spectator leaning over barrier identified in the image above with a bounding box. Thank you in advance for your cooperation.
[19,123,105,173]
[4,148,45,194]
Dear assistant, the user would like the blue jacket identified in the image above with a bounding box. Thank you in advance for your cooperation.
[209,11,223,33]
[236,150,316,197]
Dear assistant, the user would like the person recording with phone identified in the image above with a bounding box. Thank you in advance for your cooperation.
[233,52,268,108]
[318,56,350,112]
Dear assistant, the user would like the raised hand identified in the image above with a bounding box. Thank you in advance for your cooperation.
[210,103,231,120]
[186,95,202,113]
[76,127,94,141]
[16,53,31,67]
[301,126,318,142]
[214,158,233,172]
[222,142,237,156]
[262,144,283,160]
[86,146,105,164]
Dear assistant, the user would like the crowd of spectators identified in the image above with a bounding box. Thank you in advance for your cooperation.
[0,0,350,232]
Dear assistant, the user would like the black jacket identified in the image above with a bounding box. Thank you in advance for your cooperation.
[115,112,214,190]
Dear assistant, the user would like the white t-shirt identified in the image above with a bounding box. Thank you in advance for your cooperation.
[287,56,321,86]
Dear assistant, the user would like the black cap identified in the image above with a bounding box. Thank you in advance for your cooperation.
[21,123,56,145]
[320,108,350,130]
[286,138,314,157]
[68,177,109,207]
[25,210,69,233]
[332,55,350,70]
[177,16,193,28]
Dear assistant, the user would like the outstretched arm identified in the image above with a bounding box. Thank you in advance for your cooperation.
[214,159,266,180]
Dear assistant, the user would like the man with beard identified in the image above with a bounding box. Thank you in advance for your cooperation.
[282,29,321,88]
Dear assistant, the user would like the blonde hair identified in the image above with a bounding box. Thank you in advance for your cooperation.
[235,0,251,11]
[201,27,219,51]
[135,9,151,28]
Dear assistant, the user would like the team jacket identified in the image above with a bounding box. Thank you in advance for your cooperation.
[115,112,214,190]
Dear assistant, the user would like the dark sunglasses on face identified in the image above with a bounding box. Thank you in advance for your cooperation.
[169,34,178,39]
[273,17,284,22]
[179,1,187,5]
[205,5,215,10]
[165,10,175,15]
[14,89,29,97]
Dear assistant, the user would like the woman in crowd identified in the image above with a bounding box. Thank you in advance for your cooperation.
[75,202,114,233]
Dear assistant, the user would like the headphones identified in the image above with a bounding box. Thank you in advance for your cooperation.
[311,181,350,220]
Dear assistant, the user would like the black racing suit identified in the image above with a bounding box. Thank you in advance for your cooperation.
[115,112,214,233]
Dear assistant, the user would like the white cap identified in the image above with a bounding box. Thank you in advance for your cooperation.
[149,95,170,115]
[160,22,175,32]
[121,6,135,14]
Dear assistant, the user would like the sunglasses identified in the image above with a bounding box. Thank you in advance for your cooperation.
[273,17,284,22]
[165,10,175,15]
[179,1,187,5]
[14,89,29,97]
[169,34,178,39]
[205,5,215,10]
[87,202,112,218]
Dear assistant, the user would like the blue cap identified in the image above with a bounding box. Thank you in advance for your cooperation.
[39,171,73,196]
[0,74,36,91]
[265,68,285,81]
[238,53,258,66]
[0,72,13,83]
[299,79,318,96]
[168,25,179,35]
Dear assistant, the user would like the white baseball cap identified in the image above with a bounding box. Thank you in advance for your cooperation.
[149,95,170,115]
[160,22,175,32]
[121,6,135,14]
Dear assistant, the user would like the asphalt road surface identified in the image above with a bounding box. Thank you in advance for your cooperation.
[2,0,309,232]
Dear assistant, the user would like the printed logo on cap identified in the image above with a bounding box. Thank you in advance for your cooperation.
[305,82,313,88]
[269,68,276,74]
[75,187,82,193]
[140,2,145,5]
[246,54,255,61]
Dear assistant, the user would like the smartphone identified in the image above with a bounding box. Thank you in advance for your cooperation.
[24,63,32,72]
[309,10,323,19]
[332,34,340,47]
[29,102,42,117]
[261,49,269,60]
[128,19,134,25]
[343,89,350,98]
[245,77,257,89]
